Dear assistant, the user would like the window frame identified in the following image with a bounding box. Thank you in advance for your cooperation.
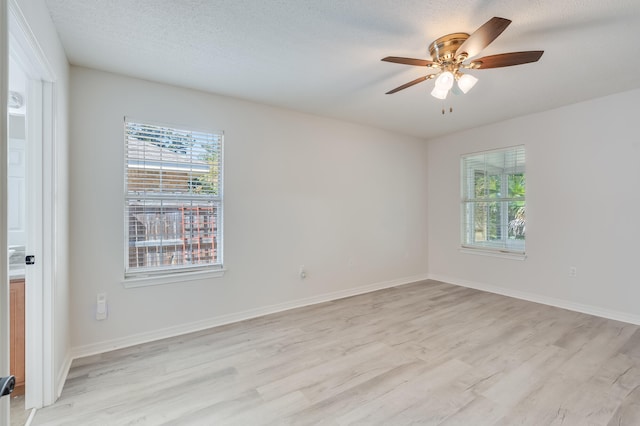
[460,145,526,258]
[122,118,224,283]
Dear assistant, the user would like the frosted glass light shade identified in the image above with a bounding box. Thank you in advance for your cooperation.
[434,71,454,90]
[431,87,449,100]
[457,73,478,94]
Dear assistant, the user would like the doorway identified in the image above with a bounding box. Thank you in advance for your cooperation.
[3,1,57,424]
[8,54,30,425]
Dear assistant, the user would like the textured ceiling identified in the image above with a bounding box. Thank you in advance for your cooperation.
[45,0,640,139]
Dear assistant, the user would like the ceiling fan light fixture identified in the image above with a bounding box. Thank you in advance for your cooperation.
[382,17,544,100]
[431,86,449,100]
[434,71,454,91]
[457,73,478,94]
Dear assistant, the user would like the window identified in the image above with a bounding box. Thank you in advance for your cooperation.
[461,146,525,255]
[124,119,223,277]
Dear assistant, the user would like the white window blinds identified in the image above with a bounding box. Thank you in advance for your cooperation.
[461,146,525,254]
[124,119,223,276]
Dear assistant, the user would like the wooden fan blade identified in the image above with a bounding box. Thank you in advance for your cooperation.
[469,51,544,69]
[386,75,434,94]
[382,56,438,67]
[455,17,512,60]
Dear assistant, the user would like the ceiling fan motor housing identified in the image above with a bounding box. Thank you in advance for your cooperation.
[428,33,470,63]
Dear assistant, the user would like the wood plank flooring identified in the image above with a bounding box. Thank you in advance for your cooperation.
[10,395,30,426]
[32,280,640,425]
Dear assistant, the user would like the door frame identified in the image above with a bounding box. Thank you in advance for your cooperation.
[6,0,57,411]
[1,0,11,422]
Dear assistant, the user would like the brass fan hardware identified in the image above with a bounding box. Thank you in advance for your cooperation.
[429,33,469,62]
[382,17,543,98]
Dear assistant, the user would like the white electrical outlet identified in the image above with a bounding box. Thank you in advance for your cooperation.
[299,265,307,279]
[96,293,108,320]
[568,267,577,277]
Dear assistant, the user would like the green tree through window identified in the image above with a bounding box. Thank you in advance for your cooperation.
[462,146,525,254]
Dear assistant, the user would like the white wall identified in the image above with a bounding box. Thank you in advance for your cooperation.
[69,67,429,353]
[427,88,640,322]
[8,115,26,248]
[14,0,71,401]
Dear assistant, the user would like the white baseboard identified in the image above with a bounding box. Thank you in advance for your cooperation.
[56,352,73,398]
[71,273,430,360]
[428,273,640,325]
[24,409,37,426]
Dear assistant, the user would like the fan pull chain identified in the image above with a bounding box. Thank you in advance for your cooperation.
[441,106,454,115]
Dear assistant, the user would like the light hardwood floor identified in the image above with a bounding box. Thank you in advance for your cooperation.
[32,280,640,425]
[10,395,30,426]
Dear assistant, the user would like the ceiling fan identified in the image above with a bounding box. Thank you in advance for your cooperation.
[382,17,543,99]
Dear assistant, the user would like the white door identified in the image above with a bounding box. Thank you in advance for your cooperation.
[8,27,47,417]
[1,0,11,422]
[2,1,56,422]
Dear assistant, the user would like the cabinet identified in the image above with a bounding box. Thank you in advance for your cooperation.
[10,278,25,396]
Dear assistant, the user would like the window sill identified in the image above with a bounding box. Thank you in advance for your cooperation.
[122,268,226,288]
[459,247,526,261]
